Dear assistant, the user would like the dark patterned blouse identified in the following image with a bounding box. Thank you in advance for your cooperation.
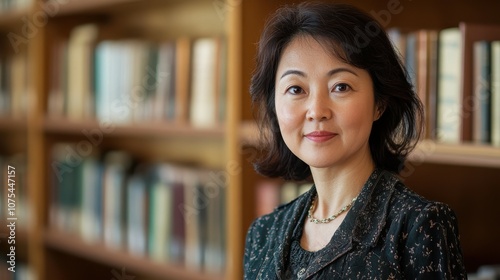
[244,168,467,279]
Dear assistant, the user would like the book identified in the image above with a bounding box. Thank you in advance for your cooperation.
[491,41,500,146]
[404,31,418,91]
[189,37,222,128]
[126,169,148,256]
[202,169,226,273]
[66,24,98,120]
[153,41,177,121]
[183,167,203,269]
[80,156,103,243]
[174,37,191,123]
[50,143,79,231]
[102,150,133,249]
[426,30,440,140]
[436,27,462,143]
[148,164,174,261]
[416,29,440,139]
[472,41,492,144]
[169,169,186,263]
[216,38,227,123]
[95,41,116,123]
[128,40,151,122]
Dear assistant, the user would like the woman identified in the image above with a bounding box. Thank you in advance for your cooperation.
[244,2,466,279]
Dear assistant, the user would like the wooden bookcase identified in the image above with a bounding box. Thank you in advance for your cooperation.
[0,0,499,279]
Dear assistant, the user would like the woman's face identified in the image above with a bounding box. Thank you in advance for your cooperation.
[274,35,380,170]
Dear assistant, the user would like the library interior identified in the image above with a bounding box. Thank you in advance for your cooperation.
[0,0,499,279]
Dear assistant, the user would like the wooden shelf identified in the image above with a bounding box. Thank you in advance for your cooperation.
[52,0,137,16]
[409,141,500,168]
[0,7,30,28]
[43,228,224,280]
[0,118,27,133]
[43,117,225,140]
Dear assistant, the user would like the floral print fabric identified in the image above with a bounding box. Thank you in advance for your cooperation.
[244,169,467,279]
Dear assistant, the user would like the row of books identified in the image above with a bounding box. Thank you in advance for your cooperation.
[0,153,30,229]
[388,23,500,146]
[0,0,32,12]
[0,46,29,119]
[50,143,226,273]
[255,179,312,217]
[47,23,227,128]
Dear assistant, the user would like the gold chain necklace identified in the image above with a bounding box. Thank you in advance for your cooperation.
[307,194,357,224]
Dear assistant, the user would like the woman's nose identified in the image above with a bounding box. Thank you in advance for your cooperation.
[305,90,333,121]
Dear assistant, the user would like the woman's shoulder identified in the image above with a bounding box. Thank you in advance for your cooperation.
[247,186,313,234]
[388,176,459,227]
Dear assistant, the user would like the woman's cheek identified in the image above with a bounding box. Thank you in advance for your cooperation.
[277,106,300,130]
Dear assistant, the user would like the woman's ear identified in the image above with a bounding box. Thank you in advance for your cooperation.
[374,103,385,121]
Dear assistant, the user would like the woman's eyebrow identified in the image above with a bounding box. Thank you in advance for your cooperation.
[327,67,358,77]
[279,67,358,80]
[279,69,306,80]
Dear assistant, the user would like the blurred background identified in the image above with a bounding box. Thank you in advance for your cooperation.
[0,0,499,279]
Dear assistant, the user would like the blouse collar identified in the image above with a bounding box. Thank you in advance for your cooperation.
[272,168,400,279]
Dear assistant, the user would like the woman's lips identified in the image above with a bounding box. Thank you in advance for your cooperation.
[304,131,337,143]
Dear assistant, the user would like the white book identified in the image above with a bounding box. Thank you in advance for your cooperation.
[95,41,115,123]
[149,165,173,261]
[437,28,462,143]
[114,41,134,124]
[189,38,219,127]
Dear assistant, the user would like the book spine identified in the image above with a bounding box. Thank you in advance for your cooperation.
[491,41,500,146]
[437,28,462,143]
[472,41,492,144]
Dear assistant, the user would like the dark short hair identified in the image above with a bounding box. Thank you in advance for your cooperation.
[250,2,424,181]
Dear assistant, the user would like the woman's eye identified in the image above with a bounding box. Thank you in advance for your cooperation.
[333,83,351,92]
[286,86,304,95]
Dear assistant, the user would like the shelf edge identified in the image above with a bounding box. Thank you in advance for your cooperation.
[43,228,225,280]
[408,140,500,168]
[43,117,225,139]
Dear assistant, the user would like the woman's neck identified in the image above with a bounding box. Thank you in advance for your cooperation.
[310,158,375,218]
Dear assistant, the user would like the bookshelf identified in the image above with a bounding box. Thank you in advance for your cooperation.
[0,0,499,279]
[2,0,234,279]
